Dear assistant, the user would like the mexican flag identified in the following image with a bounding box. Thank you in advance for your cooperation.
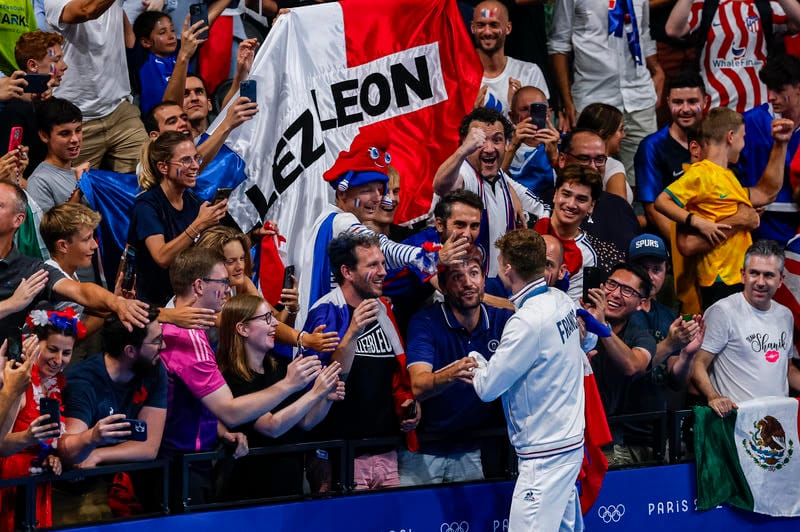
[695,397,800,516]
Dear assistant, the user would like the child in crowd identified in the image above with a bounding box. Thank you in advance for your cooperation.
[133,11,182,115]
[655,107,792,308]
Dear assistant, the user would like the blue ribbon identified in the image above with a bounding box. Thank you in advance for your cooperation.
[608,0,643,66]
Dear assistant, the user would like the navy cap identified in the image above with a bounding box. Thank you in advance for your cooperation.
[628,234,668,261]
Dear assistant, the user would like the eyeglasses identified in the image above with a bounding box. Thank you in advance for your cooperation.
[168,155,203,168]
[604,278,643,299]
[244,311,274,323]
[202,277,230,286]
[143,335,163,347]
[565,152,608,166]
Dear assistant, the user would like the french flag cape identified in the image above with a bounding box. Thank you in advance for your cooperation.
[774,235,800,352]
[211,0,481,273]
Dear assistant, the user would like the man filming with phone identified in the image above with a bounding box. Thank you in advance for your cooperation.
[501,85,560,203]
[58,309,167,469]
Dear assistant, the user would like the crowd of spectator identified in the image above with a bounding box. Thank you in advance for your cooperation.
[1,0,800,528]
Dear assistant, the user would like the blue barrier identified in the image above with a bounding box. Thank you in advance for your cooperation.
[66,462,799,532]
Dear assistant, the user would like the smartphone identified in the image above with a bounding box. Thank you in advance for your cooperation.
[530,102,548,129]
[582,266,605,305]
[274,265,295,312]
[39,397,61,427]
[189,3,209,39]
[122,418,148,442]
[120,245,136,292]
[282,265,295,289]
[403,401,417,420]
[240,79,257,103]
[212,187,233,205]
[23,73,50,94]
[5,329,23,364]
[7,126,22,153]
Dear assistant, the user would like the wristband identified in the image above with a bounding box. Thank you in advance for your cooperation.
[685,213,694,227]
[296,330,306,350]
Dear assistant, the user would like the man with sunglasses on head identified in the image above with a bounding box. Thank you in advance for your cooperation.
[583,262,657,466]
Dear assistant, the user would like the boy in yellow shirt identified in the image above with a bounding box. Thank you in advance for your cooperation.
[655,107,792,308]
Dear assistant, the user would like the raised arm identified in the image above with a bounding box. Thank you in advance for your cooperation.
[748,118,793,208]
[665,0,694,39]
[56,0,117,24]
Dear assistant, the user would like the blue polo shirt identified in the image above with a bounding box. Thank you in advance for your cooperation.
[406,302,512,443]
[736,103,800,244]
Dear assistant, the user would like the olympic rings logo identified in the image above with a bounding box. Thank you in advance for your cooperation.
[440,522,470,532]
[597,504,626,523]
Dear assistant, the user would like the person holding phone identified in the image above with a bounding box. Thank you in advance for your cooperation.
[582,262,658,466]
[217,294,345,499]
[128,132,228,306]
[0,309,83,529]
[503,85,560,203]
[0,31,69,179]
[194,226,340,355]
[57,310,166,470]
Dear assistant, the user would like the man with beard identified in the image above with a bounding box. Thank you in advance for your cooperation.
[384,189,482,336]
[635,72,709,239]
[691,240,800,417]
[303,232,418,490]
[433,107,550,296]
[401,247,512,486]
[470,1,549,116]
[59,309,167,467]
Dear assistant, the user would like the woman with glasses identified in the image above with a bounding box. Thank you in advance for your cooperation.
[195,227,340,355]
[576,103,634,205]
[217,294,345,499]
[127,131,228,306]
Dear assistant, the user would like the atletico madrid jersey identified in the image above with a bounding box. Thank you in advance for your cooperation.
[688,0,787,112]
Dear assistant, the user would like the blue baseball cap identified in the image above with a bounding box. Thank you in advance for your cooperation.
[628,234,668,262]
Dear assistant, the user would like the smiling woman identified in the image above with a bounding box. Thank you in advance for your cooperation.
[0,309,85,529]
[127,132,228,306]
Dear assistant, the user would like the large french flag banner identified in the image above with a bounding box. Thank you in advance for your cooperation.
[211,0,482,265]
[774,235,800,352]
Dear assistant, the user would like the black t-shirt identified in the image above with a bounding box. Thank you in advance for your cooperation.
[313,312,399,441]
[63,354,168,426]
[591,320,657,420]
[128,186,201,306]
[224,357,306,448]
[222,355,306,499]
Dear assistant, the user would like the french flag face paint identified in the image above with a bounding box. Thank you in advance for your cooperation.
[354,198,360,208]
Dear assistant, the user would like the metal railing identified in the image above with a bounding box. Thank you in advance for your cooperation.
[0,411,697,529]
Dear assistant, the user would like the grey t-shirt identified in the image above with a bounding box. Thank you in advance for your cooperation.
[26,161,78,213]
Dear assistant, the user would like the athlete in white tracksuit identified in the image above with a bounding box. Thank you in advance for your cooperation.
[472,276,586,531]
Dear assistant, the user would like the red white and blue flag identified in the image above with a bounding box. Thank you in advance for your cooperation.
[774,235,800,352]
[210,0,482,271]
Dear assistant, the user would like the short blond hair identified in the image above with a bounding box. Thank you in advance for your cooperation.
[701,107,744,145]
[40,203,101,253]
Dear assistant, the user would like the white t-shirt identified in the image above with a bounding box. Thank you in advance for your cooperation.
[481,56,549,117]
[702,292,798,404]
[45,0,130,119]
[603,156,634,204]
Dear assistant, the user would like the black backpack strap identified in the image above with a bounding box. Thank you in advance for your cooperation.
[697,0,721,52]
[754,0,777,55]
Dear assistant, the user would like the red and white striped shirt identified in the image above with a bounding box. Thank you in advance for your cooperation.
[689,0,787,112]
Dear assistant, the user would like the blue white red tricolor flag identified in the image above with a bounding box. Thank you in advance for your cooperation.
[209,0,482,270]
[774,235,800,352]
